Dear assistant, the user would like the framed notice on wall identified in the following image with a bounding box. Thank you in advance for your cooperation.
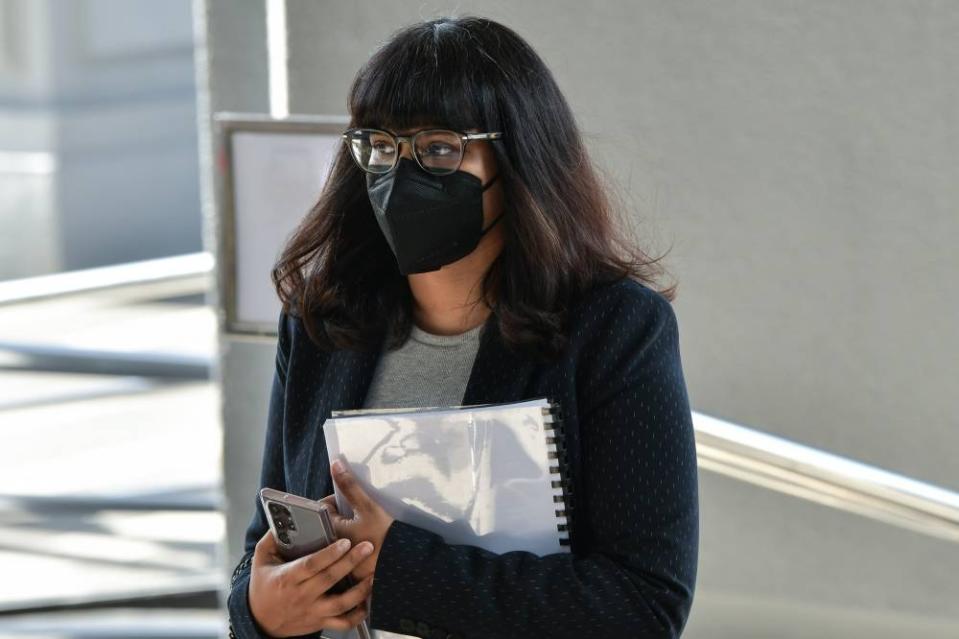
[214,113,348,336]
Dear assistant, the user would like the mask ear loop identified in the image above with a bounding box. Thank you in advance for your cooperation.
[481,173,500,191]
[479,173,505,235]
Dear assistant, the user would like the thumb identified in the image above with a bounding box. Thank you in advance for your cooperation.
[318,494,340,517]
[331,456,372,514]
[253,527,282,565]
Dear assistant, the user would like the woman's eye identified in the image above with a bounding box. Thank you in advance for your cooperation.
[371,141,395,154]
[423,143,454,156]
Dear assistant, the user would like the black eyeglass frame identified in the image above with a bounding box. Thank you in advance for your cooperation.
[341,127,504,176]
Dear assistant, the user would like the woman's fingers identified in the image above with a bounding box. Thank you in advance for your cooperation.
[247,526,374,636]
[252,528,281,566]
[331,458,373,513]
[318,494,339,513]
[302,540,375,597]
[279,537,351,584]
[317,592,371,632]
[314,574,374,620]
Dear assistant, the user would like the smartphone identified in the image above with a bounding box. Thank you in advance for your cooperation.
[259,487,374,639]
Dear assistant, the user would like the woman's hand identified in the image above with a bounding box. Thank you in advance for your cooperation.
[247,528,375,637]
[319,456,396,584]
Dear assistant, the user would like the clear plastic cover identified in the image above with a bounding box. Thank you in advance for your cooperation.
[323,397,570,557]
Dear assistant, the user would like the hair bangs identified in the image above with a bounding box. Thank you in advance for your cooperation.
[348,27,489,133]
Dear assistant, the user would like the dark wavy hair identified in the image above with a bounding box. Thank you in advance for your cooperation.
[271,15,675,362]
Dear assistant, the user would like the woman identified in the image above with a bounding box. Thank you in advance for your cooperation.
[227,15,699,639]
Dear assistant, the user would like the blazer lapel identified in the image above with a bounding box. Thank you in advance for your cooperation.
[301,332,384,499]
[461,312,537,406]
[328,342,385,412]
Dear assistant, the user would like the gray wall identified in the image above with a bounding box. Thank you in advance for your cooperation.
[198,2,959,636]
[0,0,202,278]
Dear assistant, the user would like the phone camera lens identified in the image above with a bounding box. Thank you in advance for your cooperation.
[279,531,290,544]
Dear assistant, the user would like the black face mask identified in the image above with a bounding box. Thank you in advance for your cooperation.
[366,157,505,275]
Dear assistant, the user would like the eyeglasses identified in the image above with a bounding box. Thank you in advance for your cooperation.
[341,127,504,176]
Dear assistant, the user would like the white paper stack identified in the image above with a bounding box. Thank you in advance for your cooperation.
[322,396,572,557]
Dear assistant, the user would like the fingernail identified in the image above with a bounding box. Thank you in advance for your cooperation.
[337,538,351,551]
[331,458,345,475]
[359,542,374,556]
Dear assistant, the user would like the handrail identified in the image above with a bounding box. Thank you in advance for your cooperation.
[0,252,213,306]
[0,341,211,379]
[693,411,959,543]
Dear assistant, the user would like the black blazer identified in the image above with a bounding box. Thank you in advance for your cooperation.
[227,276,700,639]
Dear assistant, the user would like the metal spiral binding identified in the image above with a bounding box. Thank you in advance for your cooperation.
[542,397,574,548]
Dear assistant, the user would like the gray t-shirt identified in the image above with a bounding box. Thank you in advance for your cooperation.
[361,320,485,409]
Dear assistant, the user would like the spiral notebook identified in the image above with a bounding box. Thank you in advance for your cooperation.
[319,397,574,639]
[322,396,574,556]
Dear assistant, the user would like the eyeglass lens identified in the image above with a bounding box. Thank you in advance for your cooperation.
[347,129,464,174]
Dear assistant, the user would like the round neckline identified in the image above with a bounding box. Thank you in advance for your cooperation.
[410,321,485,346]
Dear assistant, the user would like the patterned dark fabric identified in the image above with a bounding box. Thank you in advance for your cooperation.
[227,276,700,639]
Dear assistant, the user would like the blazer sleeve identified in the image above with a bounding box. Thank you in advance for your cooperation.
[226,310,319,639]
[365,288,700,639]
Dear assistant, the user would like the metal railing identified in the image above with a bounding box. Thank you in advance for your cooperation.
[0,252,213,306]
[0,255,221,618]
[0,252,214,377]
[693,411,959,544]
